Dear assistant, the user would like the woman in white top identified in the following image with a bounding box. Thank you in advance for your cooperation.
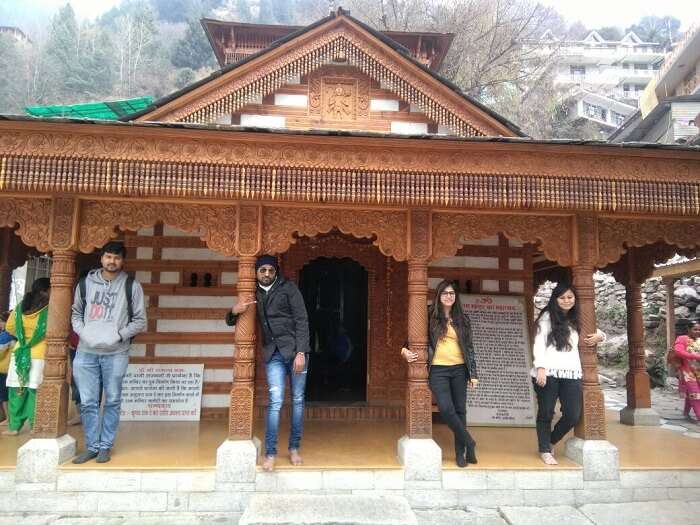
[532,282,605,465]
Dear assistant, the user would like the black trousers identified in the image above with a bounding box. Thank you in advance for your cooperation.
[429,364,475,452]
[532,376,582,453]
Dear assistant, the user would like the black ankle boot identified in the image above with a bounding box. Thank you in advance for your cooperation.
[466,443,478,465]
[455,443,467,468]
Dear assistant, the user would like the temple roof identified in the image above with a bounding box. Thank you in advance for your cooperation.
[201,17,455,71]
[127,9,525,138]
[5,113,698,153]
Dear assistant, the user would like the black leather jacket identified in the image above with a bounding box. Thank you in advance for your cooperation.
[225,277,310,363]
[428,313,478,380]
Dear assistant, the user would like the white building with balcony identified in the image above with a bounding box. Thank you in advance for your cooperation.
[610,24,700,144]
[527,30,664,135]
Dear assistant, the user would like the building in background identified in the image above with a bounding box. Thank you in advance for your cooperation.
[610,24,700,144]
[0,26,31,44]
[526,30,664,136]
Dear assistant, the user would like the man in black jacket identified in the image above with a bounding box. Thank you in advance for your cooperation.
[226,255,310,471]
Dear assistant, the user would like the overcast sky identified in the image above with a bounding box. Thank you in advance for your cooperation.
[537,0,697,30]
[1,0,698,30]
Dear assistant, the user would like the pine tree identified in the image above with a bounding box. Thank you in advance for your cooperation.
[172,18,216,70]
[257,0,275,23]
[271,0,292,24]
[0,33,25,112]
[44,3,81,101]
[235,0,253,21]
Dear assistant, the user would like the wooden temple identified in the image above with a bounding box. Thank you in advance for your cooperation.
[1,9,699,455]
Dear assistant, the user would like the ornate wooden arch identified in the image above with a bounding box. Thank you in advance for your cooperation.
[261,206,407,261]
[285,231,384,279]
[279,231,400,407]
[597,217,700,268]
[602,242,685,284]
[0,197,51,252]
[431,212,573,266]
[78,200,238,256]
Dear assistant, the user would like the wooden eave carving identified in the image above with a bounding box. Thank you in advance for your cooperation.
[1,120,699,218]
[136,14,515,137]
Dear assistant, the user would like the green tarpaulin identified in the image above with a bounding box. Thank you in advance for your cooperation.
[24,97,152,120]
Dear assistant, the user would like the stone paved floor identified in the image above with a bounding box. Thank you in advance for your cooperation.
[602,384,700,439]
[3,502,700,525]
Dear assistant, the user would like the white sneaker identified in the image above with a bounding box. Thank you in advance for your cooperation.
[540,452,558,465]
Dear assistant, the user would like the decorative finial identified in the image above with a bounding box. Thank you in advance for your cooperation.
[329,0,335,15]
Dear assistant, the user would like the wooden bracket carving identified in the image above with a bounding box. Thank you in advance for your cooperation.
[262,206,407,260]
[0,197,51,252]
[432,212,573,266]
[236,205,261,256]
[79,200,237,255]
[597,217,700,267]
[49,196,80,251]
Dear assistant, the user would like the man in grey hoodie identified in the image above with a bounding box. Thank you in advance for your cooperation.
[71,242,146,464]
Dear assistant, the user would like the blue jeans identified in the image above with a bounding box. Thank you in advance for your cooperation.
[264,350,308,456]
[73,351,129,452]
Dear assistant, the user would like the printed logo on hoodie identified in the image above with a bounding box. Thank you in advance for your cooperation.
[88,290,118,322]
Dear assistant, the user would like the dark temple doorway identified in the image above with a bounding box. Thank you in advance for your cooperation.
[299,257,368,403]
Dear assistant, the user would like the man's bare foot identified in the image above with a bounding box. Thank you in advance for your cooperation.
[0,419,8,427]
[289,449,303,466]
[262,455,276,472]
[1,429,19,436]
[67,415,81,426]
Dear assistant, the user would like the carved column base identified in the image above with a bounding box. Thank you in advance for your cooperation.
[625,369,652,409]
[575,387,606,440]
[620,407,660,426]
[216,437,260,485]
[32,381,69,438]
[16,435,76,483]
[405,382,432,438]
[565,437,619,481]
[397,435,442,481]
[228,384,255,440]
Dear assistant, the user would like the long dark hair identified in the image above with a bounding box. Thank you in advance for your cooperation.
[429,279,468,343]
[535,282,579,352]
[21,277,51,313]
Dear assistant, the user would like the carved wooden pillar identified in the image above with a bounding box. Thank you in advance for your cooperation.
[624,248,652,411]
[229,205,261,439]
[572,214,606,440]
[32,196,80,437]
[406,210,432,438]
[33,250,76,437]
[0,228,12,313]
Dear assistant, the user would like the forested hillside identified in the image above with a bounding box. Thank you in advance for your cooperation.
[0,0,682,138]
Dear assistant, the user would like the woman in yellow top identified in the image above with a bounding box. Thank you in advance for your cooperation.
[2,277,50,435]
[401,279,479,467]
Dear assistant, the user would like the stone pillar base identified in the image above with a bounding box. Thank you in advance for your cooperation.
[565,437,619,481]
[216,437,260,483]
[620,407,660,426]
[397,436,441,481]
[16,435,76,483]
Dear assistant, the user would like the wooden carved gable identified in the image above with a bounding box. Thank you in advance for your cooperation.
[135,14,517,138]
[228,64,444,134]
[308,66,370,123]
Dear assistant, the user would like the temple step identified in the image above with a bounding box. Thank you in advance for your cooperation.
[239,494,417,525]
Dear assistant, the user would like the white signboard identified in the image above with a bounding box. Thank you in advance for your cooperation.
[461,294,536,427]
[120,363,204,421]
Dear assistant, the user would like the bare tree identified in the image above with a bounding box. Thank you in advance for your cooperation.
[113,7,159,97]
